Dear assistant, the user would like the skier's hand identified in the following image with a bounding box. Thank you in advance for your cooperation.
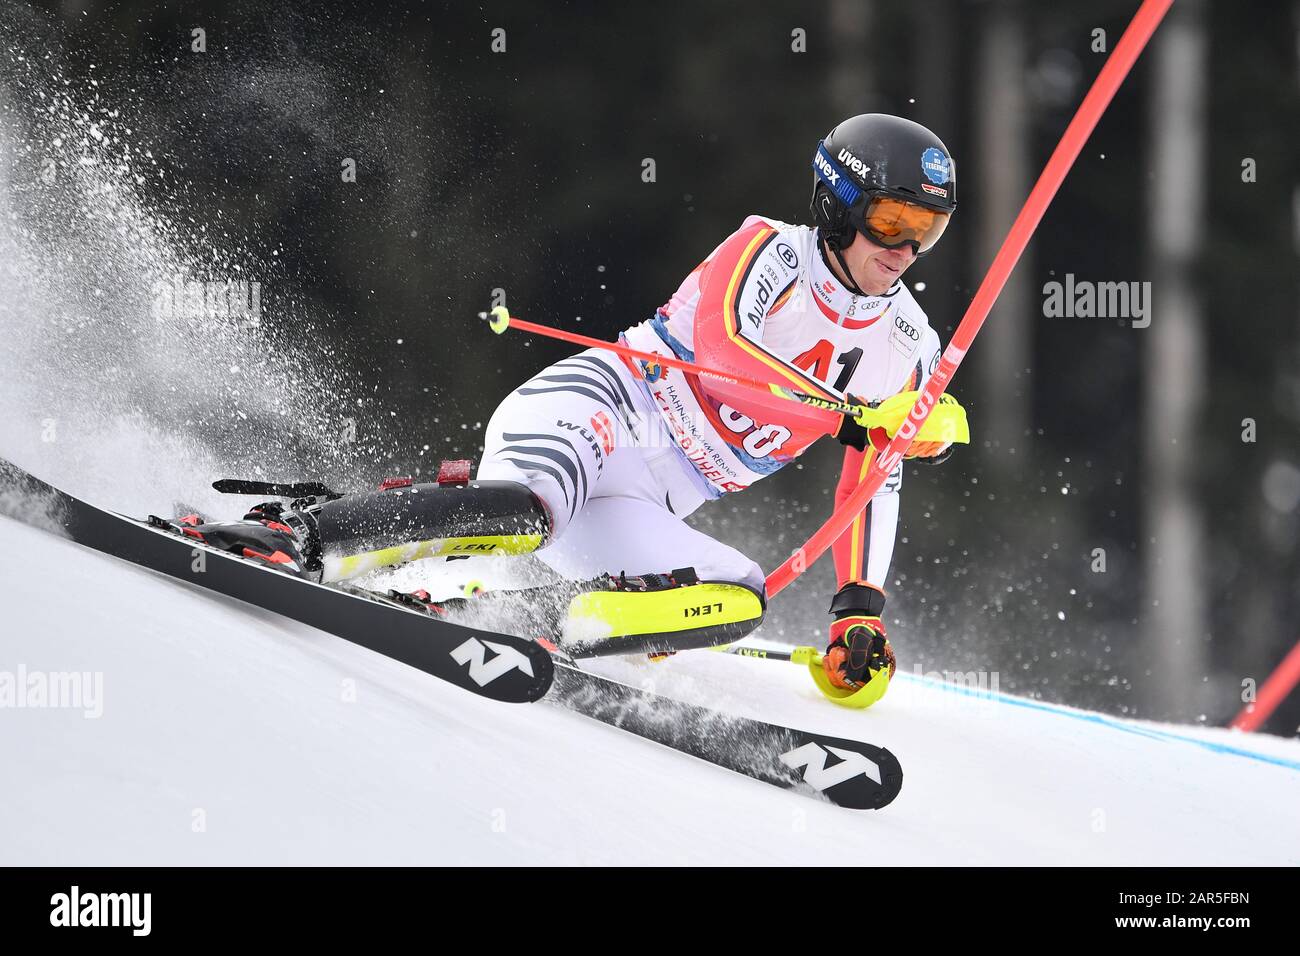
[824,616,895,689]
[824,582,896,689]
[835,395,953,462]
[904,438,953,462]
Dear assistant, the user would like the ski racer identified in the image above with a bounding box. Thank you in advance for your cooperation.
[177,113,964,697]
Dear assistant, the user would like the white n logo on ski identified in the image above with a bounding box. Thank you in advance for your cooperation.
[450,638,535,686]
[779,741,881,790]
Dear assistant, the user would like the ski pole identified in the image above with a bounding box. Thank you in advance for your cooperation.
[712,643,820,664]
[481,306,864,421]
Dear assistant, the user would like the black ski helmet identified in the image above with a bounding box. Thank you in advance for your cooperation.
[810,113,957,257]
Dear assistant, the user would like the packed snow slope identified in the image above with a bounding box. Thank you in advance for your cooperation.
[1,512,1298,866]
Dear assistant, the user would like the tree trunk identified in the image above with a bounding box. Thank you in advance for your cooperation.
[828,0,873,115]
[974,0,1032,470]
[1144,0,1208,719]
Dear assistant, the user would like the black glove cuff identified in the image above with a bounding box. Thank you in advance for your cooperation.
[834,415,867,451]
[834,393,868,451]
[829,583,886,618]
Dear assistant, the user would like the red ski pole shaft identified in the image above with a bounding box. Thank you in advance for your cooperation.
[765,0,1175,598]
[482,307,860,418]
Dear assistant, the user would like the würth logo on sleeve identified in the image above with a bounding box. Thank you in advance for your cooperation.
[590,410,615,455]
[49,886,151,936]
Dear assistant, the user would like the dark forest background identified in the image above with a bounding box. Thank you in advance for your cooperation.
[2,0,1298,734]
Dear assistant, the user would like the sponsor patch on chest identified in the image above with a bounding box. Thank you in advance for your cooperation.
[889,314,921,357]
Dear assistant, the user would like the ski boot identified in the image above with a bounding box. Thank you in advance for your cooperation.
[558,568,766,659]
[209,461,551,583]
[384,568,765,662]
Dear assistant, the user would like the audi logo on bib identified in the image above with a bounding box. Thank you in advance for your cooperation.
[893,316,920,341]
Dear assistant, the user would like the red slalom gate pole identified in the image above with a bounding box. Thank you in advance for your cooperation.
[486,310,859,418]
[1230,639,1300,732]
[765,0,1175,598]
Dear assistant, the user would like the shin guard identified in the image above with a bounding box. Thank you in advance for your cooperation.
[302,479,550,582]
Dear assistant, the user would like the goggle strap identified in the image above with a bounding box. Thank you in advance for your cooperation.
[813,143,862,207]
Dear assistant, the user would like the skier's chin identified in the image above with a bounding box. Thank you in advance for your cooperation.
[855,257,902,294]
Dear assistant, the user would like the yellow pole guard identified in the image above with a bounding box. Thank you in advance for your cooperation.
[802,646,893,709]
[486,306,511,334]
[854,391,969,445]
[711,644,890,709]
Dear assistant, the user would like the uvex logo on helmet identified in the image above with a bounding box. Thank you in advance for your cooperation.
[813,150,840,185]
[837,148,871,179]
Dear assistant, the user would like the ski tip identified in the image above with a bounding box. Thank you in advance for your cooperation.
[867,748,905,810]
[515,651,557,703]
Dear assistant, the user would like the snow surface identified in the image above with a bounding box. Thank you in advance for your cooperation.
[1,512,1298,865]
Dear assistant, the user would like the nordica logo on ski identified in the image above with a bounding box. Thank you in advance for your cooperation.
[450,638,536,686]
[779,741,882,791]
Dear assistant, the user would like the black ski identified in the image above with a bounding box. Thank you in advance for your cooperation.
[0,460,553,703]
[2,459,903,808]
[547,664,904,810]
[386,578,905,807]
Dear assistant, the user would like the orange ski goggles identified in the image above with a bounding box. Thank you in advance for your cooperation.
[858,194,952,255]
